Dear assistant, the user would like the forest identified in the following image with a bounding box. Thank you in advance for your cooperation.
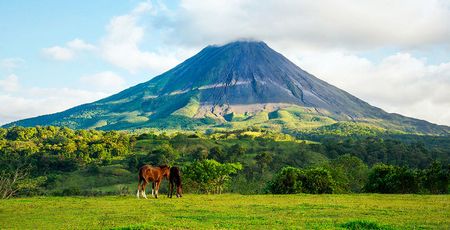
[0,126,448,198]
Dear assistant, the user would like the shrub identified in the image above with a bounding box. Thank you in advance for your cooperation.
[328,154,368,193]
[364,164,420,193]
[183,159,242,194]
[422,161,449,194]
[302,167,335,194]
[267,167,303,194]
[268,166,335,194]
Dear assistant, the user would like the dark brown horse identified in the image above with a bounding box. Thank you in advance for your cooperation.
[168,166,182,198]
[137,165,170,199]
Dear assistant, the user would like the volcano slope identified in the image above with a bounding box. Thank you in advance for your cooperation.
[5,41,449,135]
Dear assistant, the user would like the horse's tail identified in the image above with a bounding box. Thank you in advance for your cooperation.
[137,167,144,197]
[172,167,182,187]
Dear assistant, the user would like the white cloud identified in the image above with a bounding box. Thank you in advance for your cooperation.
[80,71,126,92]
[169,0,450,50]
[132,1,153,14]
[0,58,24,71]
[42,46,74,60]
[293,52,450,125]
[67,38,96,51]
[0,74,20,92]
[42,39,96,61]
[0,87,108,125]
[99,2,182,74]
[0,73,111,125]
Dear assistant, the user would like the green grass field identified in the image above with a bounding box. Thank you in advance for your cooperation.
[1,194,449,229]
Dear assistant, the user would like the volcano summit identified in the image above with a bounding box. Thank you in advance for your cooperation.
[5,41,449,134]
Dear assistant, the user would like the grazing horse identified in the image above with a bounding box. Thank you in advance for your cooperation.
[137,165,170,199]
[168,166,182,198]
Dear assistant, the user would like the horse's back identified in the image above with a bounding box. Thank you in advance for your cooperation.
[139,165,155,181]
[139,164,167,182]
[170,167,180,176]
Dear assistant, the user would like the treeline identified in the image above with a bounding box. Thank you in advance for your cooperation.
[0,126,134,174]
[320,137,449,168]
[267,157,448,194]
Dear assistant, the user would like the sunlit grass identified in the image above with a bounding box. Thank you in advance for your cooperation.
[1,194,448,229]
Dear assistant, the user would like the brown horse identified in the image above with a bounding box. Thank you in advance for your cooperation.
[168,166,182,198]
[137,165,170,199]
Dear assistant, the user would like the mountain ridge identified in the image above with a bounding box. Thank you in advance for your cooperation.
[4,40,449,135]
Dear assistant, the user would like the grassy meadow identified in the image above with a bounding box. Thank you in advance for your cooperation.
[1,194,449,229]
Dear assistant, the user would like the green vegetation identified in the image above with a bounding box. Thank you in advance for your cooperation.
[1,194,448,229]
[364,162,449,194]
[268,162,448,195]
[267,167,335,194]
[184,160,242,194]
[172,97,200,117]
[0,126,448,197]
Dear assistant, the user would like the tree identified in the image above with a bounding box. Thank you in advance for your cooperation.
[184,159,242,194]
[255,152,273,174]
[192,147,208,160]
[228,144,246,162]
[301,167,335,194]
[149,144,179,166]
[329,154,368,193]
[423,161,449,194]
[364,164,420,193]
[5,126,36,141]
[267,166,303,194]
[268,166,335,194]
[209,146,227,163]
[0,162,31,199]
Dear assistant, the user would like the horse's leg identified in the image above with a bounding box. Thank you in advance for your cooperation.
[137,174,142,199]
[155,180,160,199]
[169,181,173,198]
[152,182,155,197]
[137,182,140,199]
[176,184,181,198]
[141,180,148,199]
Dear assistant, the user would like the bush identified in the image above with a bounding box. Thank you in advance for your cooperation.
[268,167,335,194]
[328,154,368,193]
[422,161,449,194]
[364,164,420,193]
[302,167,335,194]
[267,167,303,194]
[184,159,242,194]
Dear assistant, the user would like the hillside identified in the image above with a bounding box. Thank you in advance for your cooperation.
[4,41,449,135]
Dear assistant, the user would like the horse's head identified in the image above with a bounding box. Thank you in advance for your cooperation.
[159,165,171,179]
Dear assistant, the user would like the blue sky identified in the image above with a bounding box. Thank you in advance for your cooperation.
[0,1,176,89]
[1,0,450,125]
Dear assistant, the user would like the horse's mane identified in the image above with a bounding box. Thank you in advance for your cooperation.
[158,165,170,169]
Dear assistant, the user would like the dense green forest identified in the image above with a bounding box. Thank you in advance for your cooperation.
[0,126,448,198]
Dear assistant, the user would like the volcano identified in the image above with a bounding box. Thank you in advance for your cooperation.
[4,41,449,134]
